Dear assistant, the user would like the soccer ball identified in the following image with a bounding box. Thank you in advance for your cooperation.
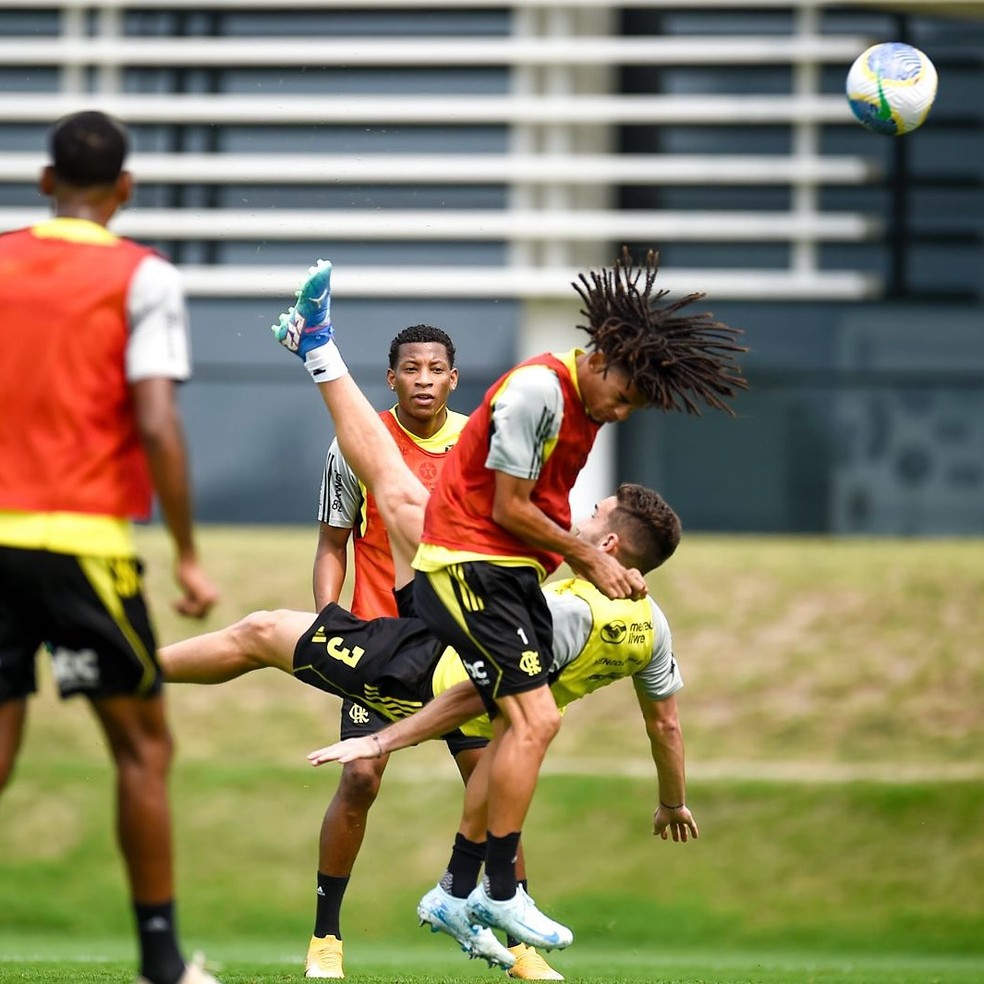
[845,42,938,136]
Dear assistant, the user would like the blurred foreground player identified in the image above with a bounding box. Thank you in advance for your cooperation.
[0,110,220,984]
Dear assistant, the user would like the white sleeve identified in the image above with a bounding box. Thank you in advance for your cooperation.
[543,589,592,671]
[317,438,364,528]
[485,365,565,481]
[125,255,191,383]
[632,598,684,701]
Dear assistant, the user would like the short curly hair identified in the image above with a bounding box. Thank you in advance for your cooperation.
[609,483,682,574]
[574,247,748,416]
[388,324,456,370]
[49,110,128,188]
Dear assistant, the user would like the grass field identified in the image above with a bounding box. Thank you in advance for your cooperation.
[2,528,983,982]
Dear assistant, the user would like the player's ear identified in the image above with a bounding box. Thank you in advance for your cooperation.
[600,531,619,555]
[449,367,459,390]
[116,170,134,206]
[39,165,56,196]
[587,351,608,374]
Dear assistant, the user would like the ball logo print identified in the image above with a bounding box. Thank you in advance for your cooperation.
[601,621,628,645]
[846,42,938,136]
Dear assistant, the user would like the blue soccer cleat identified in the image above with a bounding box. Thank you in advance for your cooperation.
[466,883,573,952]
[272,258,334,362]
[417,883,516,970]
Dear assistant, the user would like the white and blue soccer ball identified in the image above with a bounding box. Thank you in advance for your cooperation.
[846,42,938,136]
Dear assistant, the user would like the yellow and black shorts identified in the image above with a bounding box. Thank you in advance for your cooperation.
[0,545,160,702]
[412,562,554,713]
[338,694,487,757]
[292,601,446,724]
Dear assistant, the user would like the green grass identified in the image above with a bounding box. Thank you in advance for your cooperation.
[2,947,983,983]
[2,528,983,981]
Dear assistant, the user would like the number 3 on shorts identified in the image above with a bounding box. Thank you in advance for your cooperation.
[325,635,365,667]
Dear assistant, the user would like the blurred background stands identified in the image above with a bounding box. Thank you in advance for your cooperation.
[0,0,981,532]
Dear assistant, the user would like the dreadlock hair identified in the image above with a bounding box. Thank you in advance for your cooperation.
[573,246,748,416]
[49,110,129,188]
[609,483,681,575]
[388,324,456,369]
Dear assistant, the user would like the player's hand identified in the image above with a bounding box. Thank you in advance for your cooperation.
[307,736,380,766]
[574,548,647,600]
[653,803,699,843]
[173,557,219,619]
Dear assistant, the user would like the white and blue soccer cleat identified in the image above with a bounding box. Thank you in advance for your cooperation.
[466,883,573,952]
[272,258,334,362]
[417,883,517,970]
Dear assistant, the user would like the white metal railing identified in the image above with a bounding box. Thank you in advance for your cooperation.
[0,93,858,127]
[174,265,881,302]
[0,152,880,186]
[0,36,871,68]
[0,207,880,242]
[0,0,890,300]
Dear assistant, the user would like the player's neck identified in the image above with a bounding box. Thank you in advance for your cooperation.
[53,201,114,227]
[395,404,448,440]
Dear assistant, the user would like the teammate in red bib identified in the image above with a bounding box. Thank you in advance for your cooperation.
[0,111,219,984]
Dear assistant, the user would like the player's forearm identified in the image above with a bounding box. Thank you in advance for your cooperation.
[492,495,581,560]
[312,548,346,609]
[648,714,687,808]
[143,421,198,559]
[375,681,485,754]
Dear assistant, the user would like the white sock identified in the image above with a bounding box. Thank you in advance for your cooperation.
[305,338,347,382]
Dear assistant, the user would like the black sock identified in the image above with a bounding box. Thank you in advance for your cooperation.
[134,901,184,984]
[484,831,521,900]
[313,872,349,939]
[439,833,486,898]
[506,879,529,948]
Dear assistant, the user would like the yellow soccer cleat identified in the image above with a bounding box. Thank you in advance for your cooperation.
[507,942,565,980]
[304,934,344,979]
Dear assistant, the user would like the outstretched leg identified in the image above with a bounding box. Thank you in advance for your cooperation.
[273,261,429,586]
[159,609,314,683]
[316,373,428,586]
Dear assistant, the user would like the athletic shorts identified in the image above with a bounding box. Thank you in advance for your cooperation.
[334,581,487,756]
[292,602,447,723]
[412,563,554,714]
[0,545,160,702]
[338,695,487,757]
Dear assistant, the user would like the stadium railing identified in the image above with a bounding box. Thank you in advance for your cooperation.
[0,0,891,300]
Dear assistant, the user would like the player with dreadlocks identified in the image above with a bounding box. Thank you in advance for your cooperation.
[405,245,746,960]
[273,248,746,968]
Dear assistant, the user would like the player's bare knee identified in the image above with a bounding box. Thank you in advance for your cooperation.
[107,712,174,776]
[509,701,561,750]
[231,609,287,665]
[533,705,562,745]
[337,757,386,807]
